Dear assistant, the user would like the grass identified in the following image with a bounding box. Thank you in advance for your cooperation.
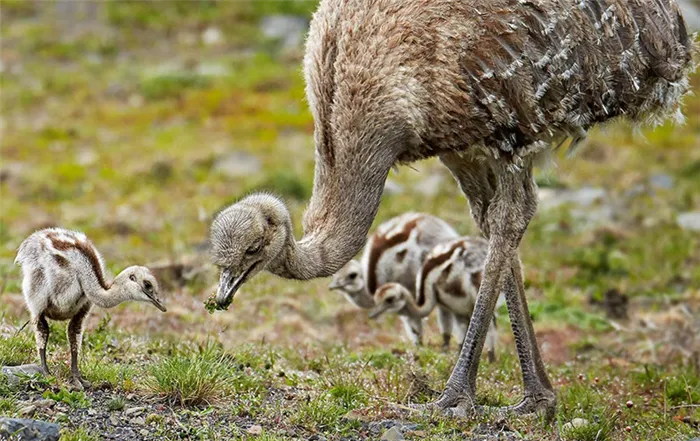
[0,2,699,440]
[60,427,100,441]
[144,343,238,406]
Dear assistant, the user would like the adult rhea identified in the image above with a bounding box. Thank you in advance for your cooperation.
[210,0,693,418]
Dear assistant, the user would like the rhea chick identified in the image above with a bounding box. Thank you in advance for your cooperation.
[15,228,166,388]
[328,212,458,344]
[369,237,498,361]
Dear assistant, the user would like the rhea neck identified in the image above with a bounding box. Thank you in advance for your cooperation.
[264,144,395,281]
[75,262,131,309]
[398,285,437,319]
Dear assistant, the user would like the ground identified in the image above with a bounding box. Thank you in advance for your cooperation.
[1,2,699,440]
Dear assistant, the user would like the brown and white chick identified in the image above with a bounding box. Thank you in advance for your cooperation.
[369,237,498,361]
[328,212,458,345]
[15,228,166,388]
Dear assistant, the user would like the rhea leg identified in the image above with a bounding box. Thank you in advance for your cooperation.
[400,316,423,346]
[67,304,92,389]
[501,257,555,417]
[33,314,51,375]
[427,154,546,416]
[437,307,454,350]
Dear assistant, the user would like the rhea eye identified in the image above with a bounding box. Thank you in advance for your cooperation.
[246,242,263,255]
[144,281,153,291]
[348,273,358,280]
[129,275,136,282]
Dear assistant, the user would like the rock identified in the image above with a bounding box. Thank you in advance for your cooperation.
[383,179,404,195]
[18,405,37,417]
[201,27,224,46]
[33,400,55,409]
[109,415,119,426]
[369,420,418,435]
[0,418,60,441]
[131,417,145,426]
[562,418,590,433]
[415,174,443,197]
[260,15,309,50]
[1,364,45,384]
[140,429,150,437]
[246,425,263,435]
[380,426,404,441]
[87,409,97,416]
[213,151,261,178]
[538,187,606,210]
[677,212,700,232]
[649,173,674,190]
[678,0,700,31]
[124,406,146,416]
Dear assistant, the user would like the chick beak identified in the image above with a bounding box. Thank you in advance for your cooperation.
[144,291,167,312]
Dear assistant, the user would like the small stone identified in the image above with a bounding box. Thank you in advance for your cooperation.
[247,425,263,435]
[202,27,223,46]
[213,151,261,178]
[140,428,150,437]
[124,406,146,416]
[383,179,404,195]
[132,417,145,426]
[626,400,633,408]
[110,415,119,426]
[562,418,590,432]
[34,399,55,409]
[18,405,37,417]
[625,426,632,432]
[260,15,309,50]
[649,173,674,190]
[0,417,60,441]
[677,212,700,232]
[87,409,97,416]
[1,364,45,384]
[380,426,404,441]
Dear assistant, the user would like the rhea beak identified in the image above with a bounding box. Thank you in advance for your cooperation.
[216,263,258,308]
[368,303,389,320]
[144,291,167,312]
[328,281,343,291]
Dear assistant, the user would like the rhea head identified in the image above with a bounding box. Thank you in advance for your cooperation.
[114,266,167,312]
[210,194,291,308]
[368,283,409,319]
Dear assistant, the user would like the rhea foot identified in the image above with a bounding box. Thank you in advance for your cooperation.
[68,374,91,391]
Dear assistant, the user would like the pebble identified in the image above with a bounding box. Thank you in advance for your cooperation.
[124,406,146,416]
[132,417,146,426]
[677,212,700,232]
[247,425,263,435]
[562,418,590,432]
[213,151,261,178]
[109,415,119,426]
[18,405,37,417]
[380,426,404,441]
[140,428,150,437]
[260,15,309,50]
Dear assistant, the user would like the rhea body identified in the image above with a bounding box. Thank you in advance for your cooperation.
[329,212,459,345]
[369,237,498,361]
[210,0,693,418]
[15,228,166,388]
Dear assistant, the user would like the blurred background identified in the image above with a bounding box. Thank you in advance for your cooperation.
[1,0,700,349]
[0,1,700,438]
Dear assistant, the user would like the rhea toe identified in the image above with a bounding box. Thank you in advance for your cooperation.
[15,228,166,388]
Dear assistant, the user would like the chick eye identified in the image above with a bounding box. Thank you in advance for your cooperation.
[246,242,263,255]
[129,275,136,282]
[348,273,358,280]
[386,297,394,304]
[144,281,153,291]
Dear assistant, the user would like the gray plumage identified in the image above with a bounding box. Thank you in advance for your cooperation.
[210,0,695,419]
[15,228,166,388]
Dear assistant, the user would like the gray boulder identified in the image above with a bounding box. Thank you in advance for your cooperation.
[0,418,60,441]
[1,364,44,385]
